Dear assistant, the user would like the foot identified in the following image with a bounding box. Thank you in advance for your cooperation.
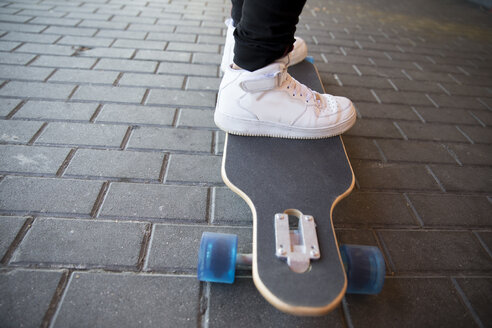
[215,57,357,139]
[221,18,308,72]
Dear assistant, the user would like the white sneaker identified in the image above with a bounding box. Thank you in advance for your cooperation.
[215,56,357,139]
[221,18,308,72]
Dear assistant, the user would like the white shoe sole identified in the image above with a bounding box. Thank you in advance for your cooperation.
[215,106,357,139]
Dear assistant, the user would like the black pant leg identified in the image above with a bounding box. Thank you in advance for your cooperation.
[231,0,243,26]
[233,0,306,71]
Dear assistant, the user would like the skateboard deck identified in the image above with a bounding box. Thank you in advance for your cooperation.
[221,60,355,316]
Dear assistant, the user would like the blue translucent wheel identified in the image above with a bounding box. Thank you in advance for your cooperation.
[197,232,238,284]
[340,244,385,294]
[305,56,315,64]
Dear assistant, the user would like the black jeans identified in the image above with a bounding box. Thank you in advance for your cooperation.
[231,0,306,71]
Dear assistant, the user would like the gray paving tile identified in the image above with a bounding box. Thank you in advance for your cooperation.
[65,149,164,180]
[342,136,382,161]
[0,81,75,99]
[13,100,97,121]
[43,26,97,36]
[0,216,26,258]
[31,55,97,69]
[37,122,128,147]
[100,183,208,220]
[94,58,157,73]
[346,278,474,328]
[96,104,175,125]
[334,191,418,227]
[48,68,119,84]
[52,272,199,328]
[58,35,114,48]
[147,32,196,42]
[78,47,135,59]
[15,43,76,56]
[0,52,36,65]
[186,76,221,91]
[146,224,251,271]
[128,127,213,152]
[212,187,252,225]
[146,89,216,107]
[345,119,402,139]
[0,98,22,117]
[0,145,70,174]
[166,154,221,183]
[0,269,63,328]
[0,176,102,215]
[157,62,217,76]
[379,230,492,273]
[208,278,344,327]
[454,278,492,327]
[134,49,191,62]
[112,39,166,50]
[118,72,184,88]
[0,40,21,51]
[0,120,43,144]
[408,194,492,227]
[458,125,492,144]
[11,218,147,268]
[397,121,469,143]
[376,139,456,164]
[71,85,146,103]
[0,64,55,81]
[177,108,215,128]
[429,165,492,193]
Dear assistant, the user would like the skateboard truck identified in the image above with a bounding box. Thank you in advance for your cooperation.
[274,209,320,273]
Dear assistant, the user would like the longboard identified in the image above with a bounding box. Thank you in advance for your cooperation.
[221,60,355,316]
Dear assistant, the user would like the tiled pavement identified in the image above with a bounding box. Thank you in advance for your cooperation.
[0,0,491,326]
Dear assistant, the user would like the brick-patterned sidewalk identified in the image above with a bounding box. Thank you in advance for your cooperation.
[0,0,491,327]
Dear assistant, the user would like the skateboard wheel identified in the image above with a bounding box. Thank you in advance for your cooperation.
[305,56,315,64]
[197,232,238,284]
[340,244,385,295]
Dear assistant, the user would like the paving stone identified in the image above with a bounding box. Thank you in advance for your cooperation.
[134,49,191,62]
[0,269,63,328]
[0,22,46,33]
[43,26,97,36]
[176,108,215,128]
[0,81,75,99]
[65,149,164,180]
[94,58,157,73]
[58,35,114,48]
[128,23,175,32]
[31,55,97,69]
[78,47,135,59]
[166,154,221,183]
[212,187,252,225]
[37,122,128,147]
[147,32,196,42]
[11,218,147,268]
[378,230,492,273]
[15,43,76,56]
[342,136,382,161]
[355,102,419,121]
[186,76,221,91]
[352,161,441,191]
[334,191,418,227]
[147,89,216,107]
[377,139,456,163]
[100,183,208,221]
[0,52,36,65]
[0,216,26,258]
[30,17,81,26]
[429,165,492,193]
[454,278,492,327]
[1,31,60,43]
[49,68,119,84]
[14,100,97,121]
[0,40,21,51]
[458,125,492,144]
[416,106,478,125]
[52,272,199,328]
[146,224,251,271]
[407,193,492,227]
[0,176,102,215]
[345,119,402,139]
[96,104,175,125]
[208,278,344,327]
[346,278,474,328]
[0,145,70,174]
[71,85,146,103]
[95,29,147,40]
[0,120,43,144]
[78,20,128,30]
[192,52,222,65]
[0,98,22,117]
[118,72,184,88]
[175,26,221,35]
[167,42,219,53]
[128,127,213,152]
[335,228,380,246]
[0,64,54,81]
[446,143,492,165]
[112,39,166,50]
[396,121,469,142]
[157,62,217,76]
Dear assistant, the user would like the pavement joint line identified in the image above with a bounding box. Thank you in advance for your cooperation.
[476,98,491,111]
[372,139,387,163]
[457,66,471,76]
[0,216,34,265]
[368,35,376,43]
[368,57,375,65]
[468,111,486,128]
[441,143,463,166]
[5,99,26,119]
[27,122,48,145]
[311,35,318,45]
[448,73,462,85]
[455,126,475,144]
[387,79,398,91]
[339,46,346,56]
[413,62,423,71]
[354,40,362,49]
[410,106,426,123]
[137,223,153,271]
[437,83,451,96]
[396,45,405,53]
[89,103,103,123]
[211,130,220,155]
[333,74,343,87]
[41,269,71,328]
[120,125,134,150]
[403,193,425,227]
[384,52,392,60]
[158,153,170,183]
[451,278,485,328]
[375,230,397,273]
[425,93,439,108]
[341,298,355,328]
[90,181,110,218]
[56,148,77,177]
[200,282,211,328]
[370,89,381,104]
[425,165,446,192]
[392,121,408,140]
[320,53,328,63]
